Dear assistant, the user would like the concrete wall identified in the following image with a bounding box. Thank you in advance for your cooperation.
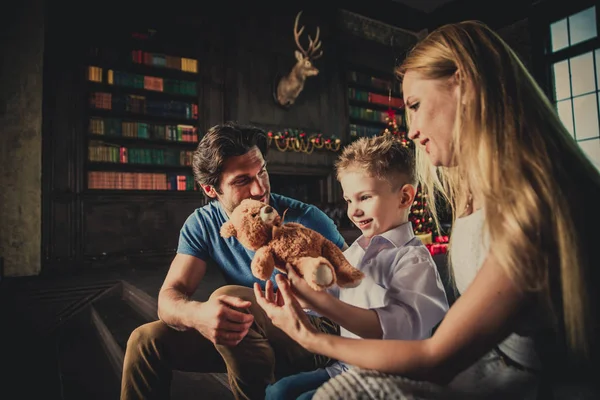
[0,0,45,276]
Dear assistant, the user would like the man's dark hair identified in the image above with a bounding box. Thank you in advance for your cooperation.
[192,122,269,195]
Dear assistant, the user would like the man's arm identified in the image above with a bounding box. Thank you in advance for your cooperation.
[158,254,254,346]
[157,254,208,329]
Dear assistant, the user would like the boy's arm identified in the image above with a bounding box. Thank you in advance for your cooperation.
[287,267,382,338]
[287,248,448,340]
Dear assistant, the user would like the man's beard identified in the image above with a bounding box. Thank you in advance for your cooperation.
[221,192,269,216]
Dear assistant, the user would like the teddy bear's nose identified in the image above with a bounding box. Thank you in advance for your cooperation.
[259,205,277,223]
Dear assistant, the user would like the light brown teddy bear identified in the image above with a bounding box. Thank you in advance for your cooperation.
[220,198,364,291]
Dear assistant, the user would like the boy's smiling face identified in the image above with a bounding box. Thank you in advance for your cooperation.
[340,170,412,240]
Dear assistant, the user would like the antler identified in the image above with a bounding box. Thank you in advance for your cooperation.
[293,11,323,60]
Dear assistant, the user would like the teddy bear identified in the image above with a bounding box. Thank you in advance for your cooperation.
[220,198,364,291]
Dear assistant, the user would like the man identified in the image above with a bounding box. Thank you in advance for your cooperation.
[121,122,347,400]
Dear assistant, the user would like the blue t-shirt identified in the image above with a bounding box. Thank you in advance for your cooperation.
[177,193,345,288]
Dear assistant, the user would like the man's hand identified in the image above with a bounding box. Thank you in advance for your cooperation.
[286,264,333,312]
[194,295,255,346]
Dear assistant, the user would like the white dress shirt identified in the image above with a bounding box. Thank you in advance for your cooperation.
[325,221,449,377]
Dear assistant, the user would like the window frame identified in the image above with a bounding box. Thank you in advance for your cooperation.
[532,0,600,167]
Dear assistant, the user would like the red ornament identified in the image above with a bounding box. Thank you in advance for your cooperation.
[386,108,396,121]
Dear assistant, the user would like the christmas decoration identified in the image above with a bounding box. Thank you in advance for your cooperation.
[381,88,410,147]
[409,186,435,236]
[267,129,341,154]
[381,107,410,148]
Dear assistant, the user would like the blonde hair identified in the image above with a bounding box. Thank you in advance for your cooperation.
[397,20,600,361]
[335,135,416,188]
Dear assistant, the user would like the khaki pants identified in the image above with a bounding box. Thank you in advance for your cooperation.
[120,285,338,400]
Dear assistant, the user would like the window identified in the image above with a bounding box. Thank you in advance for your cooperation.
[548,5,600,170]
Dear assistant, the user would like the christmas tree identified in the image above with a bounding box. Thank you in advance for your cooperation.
[409,186,435,236]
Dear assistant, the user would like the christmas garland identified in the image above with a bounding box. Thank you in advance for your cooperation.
[267,130,342,153]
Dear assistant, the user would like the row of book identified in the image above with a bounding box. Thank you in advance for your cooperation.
[349,124,383,138]
[131,49,198,73]
[89,117,199,143]
[349,106,403,124]
[348,88,404,109]
[90,92,199,120]
[89,142,194,166]
[88,171,196,191]
[347,71,397,92]
[88,66,197,96]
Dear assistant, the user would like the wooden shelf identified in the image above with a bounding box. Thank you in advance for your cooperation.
[84,26,201,194]
[347,81,401,97]
[88,59,199,81]
[87,161,193,172]
[348,99,403,113]
[87,81,198,102]
[88,134,198,149]
[348,117,388,128]
[88,108,197,126]
[83,189,200,196]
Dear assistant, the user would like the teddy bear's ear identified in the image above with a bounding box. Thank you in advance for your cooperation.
[220,221,237,238]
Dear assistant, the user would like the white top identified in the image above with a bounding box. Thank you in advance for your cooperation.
[450,209,542,370]
[325,221,449,377]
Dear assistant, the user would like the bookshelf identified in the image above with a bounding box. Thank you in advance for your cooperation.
[345,66,406,140]
[85,28,201,192]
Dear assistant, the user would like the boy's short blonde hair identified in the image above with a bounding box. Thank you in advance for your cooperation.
[335,135,416,188]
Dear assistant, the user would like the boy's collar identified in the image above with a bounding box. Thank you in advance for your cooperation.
[354,221,415,250]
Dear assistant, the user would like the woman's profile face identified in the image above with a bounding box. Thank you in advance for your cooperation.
[403,70,459,167]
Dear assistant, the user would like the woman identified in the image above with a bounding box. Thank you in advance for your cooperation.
[254,20,599,399]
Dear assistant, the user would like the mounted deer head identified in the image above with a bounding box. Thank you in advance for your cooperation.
[274,11,323,108]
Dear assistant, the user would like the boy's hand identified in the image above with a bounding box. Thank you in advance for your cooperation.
[254,275,317,345]
[286,263,333,312]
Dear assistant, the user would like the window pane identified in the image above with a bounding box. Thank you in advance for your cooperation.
[557,99,574,136]
[578,138,600,170]
[551,18,569,52]
[570,52,596,95]
[553,60,571,100]
[569,6,597,46]
[573,94,599,140]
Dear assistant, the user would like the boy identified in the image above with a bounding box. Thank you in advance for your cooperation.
[264,135,449,400]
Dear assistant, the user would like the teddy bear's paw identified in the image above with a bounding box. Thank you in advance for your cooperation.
[313,263,334,287]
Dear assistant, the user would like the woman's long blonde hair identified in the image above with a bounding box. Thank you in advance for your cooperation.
[396,20,599,361]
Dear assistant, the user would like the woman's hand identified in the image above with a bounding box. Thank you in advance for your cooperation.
[286,263,333,312]
[254,274,317,345]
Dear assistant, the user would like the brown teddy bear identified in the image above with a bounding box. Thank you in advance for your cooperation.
[220,198,364,291]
